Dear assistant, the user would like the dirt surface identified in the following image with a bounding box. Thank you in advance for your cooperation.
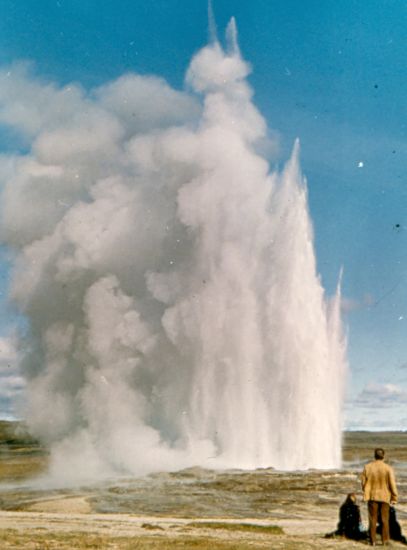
[2,427,407,548]
[1,492,407,548]
[0,507,374,549]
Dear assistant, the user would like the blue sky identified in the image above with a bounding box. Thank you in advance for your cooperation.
[0,0,406,429]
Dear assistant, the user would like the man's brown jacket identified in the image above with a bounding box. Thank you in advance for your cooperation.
[361,459,398,503]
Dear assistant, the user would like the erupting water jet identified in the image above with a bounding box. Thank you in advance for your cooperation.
[0,20,347,482]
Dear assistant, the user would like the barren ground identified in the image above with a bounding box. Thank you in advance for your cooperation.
[1,424,407,548]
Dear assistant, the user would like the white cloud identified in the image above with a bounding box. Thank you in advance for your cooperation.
[343,381,407,430]
[0,334,23,418]
[0,334,17,362]
[354,382,407,408]
[345,414,402,431]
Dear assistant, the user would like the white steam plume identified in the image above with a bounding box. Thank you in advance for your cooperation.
[0,23,346,482]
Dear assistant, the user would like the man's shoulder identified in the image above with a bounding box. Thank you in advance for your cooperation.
[364,460,375,470]
[369,460,394,472]
[383,461,395,473]
[364,459,389,469]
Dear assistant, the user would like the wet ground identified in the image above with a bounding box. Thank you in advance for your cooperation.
[1,426,407,548]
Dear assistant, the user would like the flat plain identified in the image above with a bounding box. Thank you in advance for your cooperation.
[1,421,407,549]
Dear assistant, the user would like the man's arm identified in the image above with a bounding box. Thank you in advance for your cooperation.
[389,467,398,504]
[361,465,367,489]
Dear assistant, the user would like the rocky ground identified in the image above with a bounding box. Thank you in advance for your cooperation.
[1,424,407,548]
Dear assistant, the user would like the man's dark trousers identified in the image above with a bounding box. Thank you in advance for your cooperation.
[368,500,390,545]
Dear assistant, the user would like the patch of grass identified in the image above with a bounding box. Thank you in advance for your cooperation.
[142,523,165,531]
[0,530,276,549]
[0,529,110,549]
[0,420,48,481]
[0,455,48,481]
[186,521,284,534]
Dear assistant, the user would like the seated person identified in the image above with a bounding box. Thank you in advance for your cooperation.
[378,506,407,545]
[325,493,367,540]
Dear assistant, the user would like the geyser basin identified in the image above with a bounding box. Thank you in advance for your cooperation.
[0,19,346,481]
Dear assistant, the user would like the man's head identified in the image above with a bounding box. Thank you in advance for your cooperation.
[374,448,385,460]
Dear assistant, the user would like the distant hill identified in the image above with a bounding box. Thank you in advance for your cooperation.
[0,420,40,447]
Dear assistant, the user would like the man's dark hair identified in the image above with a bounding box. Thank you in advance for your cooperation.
[374,448,385,460]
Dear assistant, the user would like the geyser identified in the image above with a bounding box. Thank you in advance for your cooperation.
[0,20,346,481]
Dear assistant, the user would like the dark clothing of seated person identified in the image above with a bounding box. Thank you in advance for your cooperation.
[378,506,407,544]
[325,493,367,540]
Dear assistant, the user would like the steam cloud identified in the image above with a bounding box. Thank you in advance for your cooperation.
[0,21,346,482]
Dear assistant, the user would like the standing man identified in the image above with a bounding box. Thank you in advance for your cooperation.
[361,448,398,546]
